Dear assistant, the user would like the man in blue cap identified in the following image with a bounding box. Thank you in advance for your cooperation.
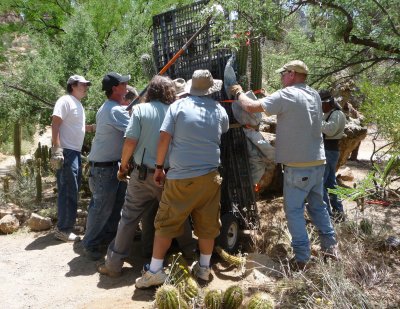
[81,72,131,260]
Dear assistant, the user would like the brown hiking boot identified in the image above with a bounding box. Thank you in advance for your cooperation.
[321,246,341,262]
[97,263,121,278]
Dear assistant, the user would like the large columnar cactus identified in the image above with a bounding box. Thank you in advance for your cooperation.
[140,53,157,81]
[250,37,262,93]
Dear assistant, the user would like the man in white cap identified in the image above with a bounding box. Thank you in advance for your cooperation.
[81,72,131,260]
[229,60,338,270]
[51,74,92,242]
[135,69,229,288]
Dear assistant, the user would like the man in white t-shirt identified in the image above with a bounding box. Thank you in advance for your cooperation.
[51,75,92,242]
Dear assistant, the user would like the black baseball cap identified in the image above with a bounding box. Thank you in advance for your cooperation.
[102,72,131,91]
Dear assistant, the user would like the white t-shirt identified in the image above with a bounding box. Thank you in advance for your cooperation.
[52,94,85,152]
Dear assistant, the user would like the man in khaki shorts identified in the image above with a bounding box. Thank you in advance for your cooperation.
[135,69,229,288]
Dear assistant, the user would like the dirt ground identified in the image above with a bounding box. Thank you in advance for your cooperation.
[0,128,399,309]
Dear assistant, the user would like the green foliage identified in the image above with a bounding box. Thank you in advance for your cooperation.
[360,82,400,150]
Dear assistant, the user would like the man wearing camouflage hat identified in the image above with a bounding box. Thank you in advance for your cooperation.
[229,60,338,270]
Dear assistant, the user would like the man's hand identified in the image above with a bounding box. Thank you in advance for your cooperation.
[117,165,130,182]
[50,147,64,170]
[229,85,244,99]
[153,169,166,188]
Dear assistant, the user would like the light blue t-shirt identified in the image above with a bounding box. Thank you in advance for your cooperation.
[260,83,325,164]
[161,96,229,179]
[125,100,170,168]
[88,99,130,162]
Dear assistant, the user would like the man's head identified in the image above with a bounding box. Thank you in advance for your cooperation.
[184,70,222,97]
[144,75,176,104]
[67,75,91,100]
[173,78,188,98]
[102,72,131,99]
[319,89,342,113]
[276,60,308,87]
[121,85,139,106]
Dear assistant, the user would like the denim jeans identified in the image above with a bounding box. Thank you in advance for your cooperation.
[56,149,82,232]
[82,165,126,250]
[106,169,164,272]
[323,149,344,215]
[283,164,336,262]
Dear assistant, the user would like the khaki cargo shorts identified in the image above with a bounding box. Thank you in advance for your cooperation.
[154,170,222,239]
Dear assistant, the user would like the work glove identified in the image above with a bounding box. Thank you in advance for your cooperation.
[117,165,130,182]
[50,147,64,170]
[229,84,244,99]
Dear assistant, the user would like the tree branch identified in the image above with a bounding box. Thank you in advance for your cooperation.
[4,83,54,108]
[293,0,400,54]
[371,0,400,37]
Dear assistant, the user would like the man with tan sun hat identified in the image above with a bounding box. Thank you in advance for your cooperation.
[135,69,229,288]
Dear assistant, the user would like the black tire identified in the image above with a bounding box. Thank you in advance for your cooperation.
[217,213,240,253]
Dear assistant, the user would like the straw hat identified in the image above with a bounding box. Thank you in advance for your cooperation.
[184,70,222,96]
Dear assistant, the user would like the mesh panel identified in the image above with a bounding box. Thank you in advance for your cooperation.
[152,1,258,229]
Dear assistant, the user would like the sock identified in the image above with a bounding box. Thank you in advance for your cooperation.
[149,258,163,273]
[199,254,212,268]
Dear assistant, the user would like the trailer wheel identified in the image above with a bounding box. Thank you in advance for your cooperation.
[217,214,239,253]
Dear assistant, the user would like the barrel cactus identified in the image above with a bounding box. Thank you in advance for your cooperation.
[222,285,244,309]
[204,289,223,309]
[246,292,274,309]
[155,284,188,309]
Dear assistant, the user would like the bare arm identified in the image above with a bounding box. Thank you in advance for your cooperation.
[153,131,172,187]
[51,116,63,147]
[155,131,172,166]
[237,93,266,113]
[120,137,138,173]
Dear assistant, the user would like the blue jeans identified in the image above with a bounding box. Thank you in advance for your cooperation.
[82,165,126,250]
[56,149,82,232]
[283,165,336,262]
[323,149,344,215]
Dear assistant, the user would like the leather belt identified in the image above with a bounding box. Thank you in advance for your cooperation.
[89,161,119,167]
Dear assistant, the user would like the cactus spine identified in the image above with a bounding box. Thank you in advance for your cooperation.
[140,53,157,81]
[168,253,199,302]
[246,292,275,309]
[215,246,246,268]
[155,285,188,309]
[204,289,223,309]
[222,285,244,309]
[250,37,262,93]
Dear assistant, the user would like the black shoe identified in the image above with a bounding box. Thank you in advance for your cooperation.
[84,248,104,261]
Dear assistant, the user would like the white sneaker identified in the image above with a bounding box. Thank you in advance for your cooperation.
[135,267,167,289]
[191,261,211,281]
[54,227,81,242]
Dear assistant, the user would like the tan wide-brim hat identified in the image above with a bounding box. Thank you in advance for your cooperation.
[275,60,309,74]
[184,69,223,96]
[173,78,187,97]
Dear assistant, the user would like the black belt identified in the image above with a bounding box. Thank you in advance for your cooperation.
[135,165,155,173]
[89,161,119,167]
[323,139,339,151]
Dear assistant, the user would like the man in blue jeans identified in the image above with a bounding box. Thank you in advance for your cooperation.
[51,74,93,242]
[230,60,338,270]
[81,72,131,260]
[320,90,346,222]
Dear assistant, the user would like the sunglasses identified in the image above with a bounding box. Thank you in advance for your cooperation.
[280,70,292,76]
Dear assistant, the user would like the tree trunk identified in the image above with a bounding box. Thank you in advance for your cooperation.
[14,122,22,171]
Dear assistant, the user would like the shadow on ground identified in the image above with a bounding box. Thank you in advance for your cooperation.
[25,232,63,250]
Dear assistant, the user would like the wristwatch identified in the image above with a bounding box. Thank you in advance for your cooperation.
[155,164,164,169]
[236,91,244,100]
